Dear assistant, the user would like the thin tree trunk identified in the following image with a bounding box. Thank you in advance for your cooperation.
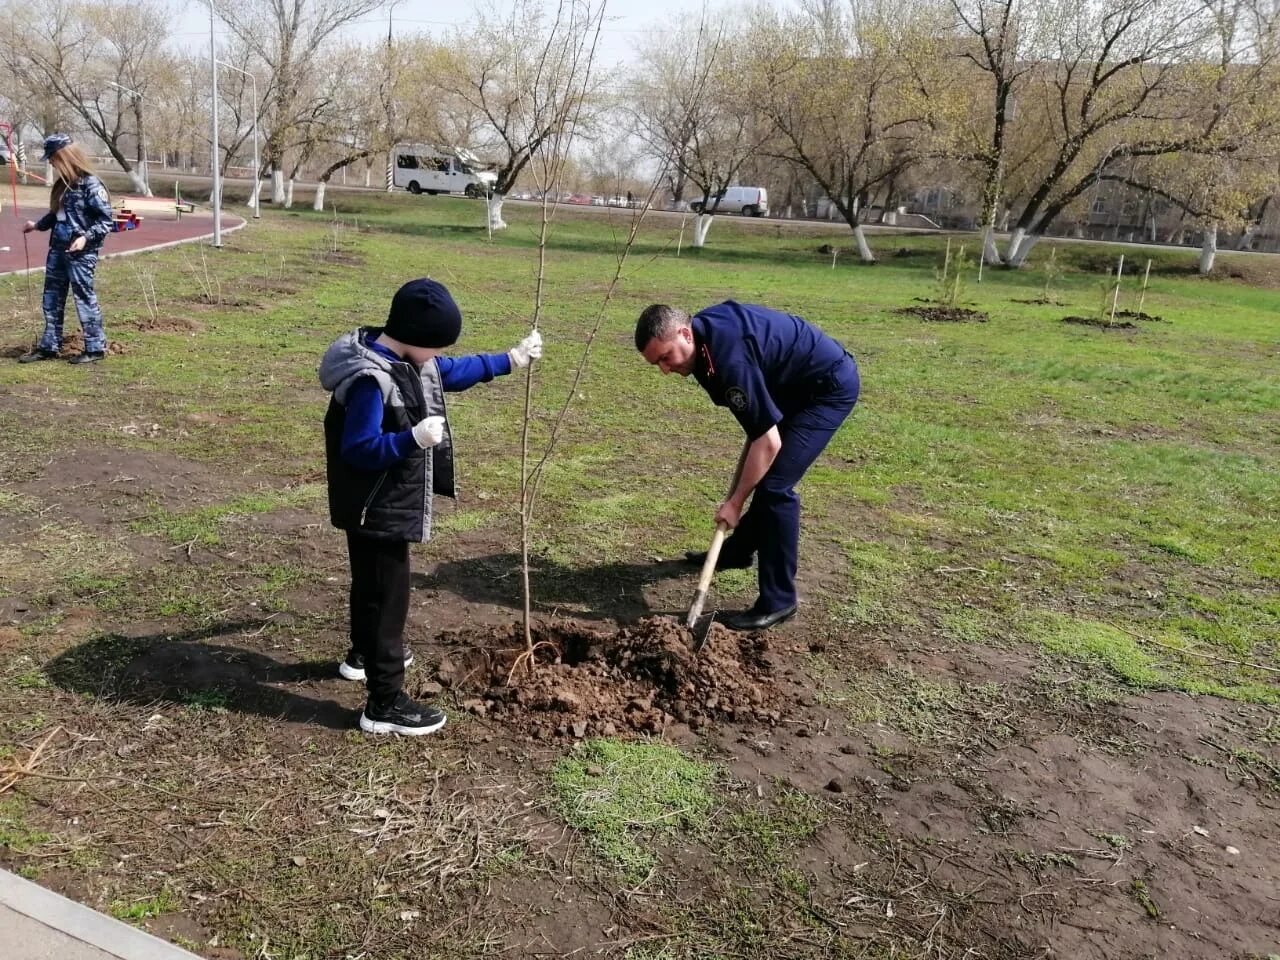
[1008,232,1041,267]
[1199,224,1218,275]
[982,226,1002,266]
[487,193,508,230]
[853,223,875,263]
[693,213,714,247]
[312,181,326,211]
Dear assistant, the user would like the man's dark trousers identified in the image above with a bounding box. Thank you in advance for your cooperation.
[720,354,860,613]
[346,531,410,704]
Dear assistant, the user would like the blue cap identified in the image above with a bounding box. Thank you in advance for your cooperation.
[41,133,72,161]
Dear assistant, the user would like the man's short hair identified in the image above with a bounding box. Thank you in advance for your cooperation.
[635,304,690,351]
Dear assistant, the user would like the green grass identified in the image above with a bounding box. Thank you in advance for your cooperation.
[108,889,180,923]
[0,798,54,853]
[551,739,717,883]
[1,186,1278,957]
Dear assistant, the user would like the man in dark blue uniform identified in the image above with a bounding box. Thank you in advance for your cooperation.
[636,302,860,631]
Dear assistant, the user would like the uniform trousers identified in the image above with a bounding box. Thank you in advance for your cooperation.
[720,353,860,613]
[39,241,106,354]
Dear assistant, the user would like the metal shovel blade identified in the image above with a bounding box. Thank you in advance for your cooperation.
[683,522,729,653]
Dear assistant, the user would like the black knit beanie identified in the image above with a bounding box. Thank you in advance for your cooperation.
[384,278,462,348]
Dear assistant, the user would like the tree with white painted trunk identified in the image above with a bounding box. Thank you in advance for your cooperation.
[944,0,1054,266]
[747,0,951,263]
[996,0,1280,267]
[627,14,731,228]
[632,18,766,248]
[1028,0,1280,274]
[0,0,171,195]
[214,0,382,206]
[433,0,606,232]
[310,44,388,211]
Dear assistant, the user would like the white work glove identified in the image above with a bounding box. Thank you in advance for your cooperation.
[411,415,445,449]
[508,329,543,369]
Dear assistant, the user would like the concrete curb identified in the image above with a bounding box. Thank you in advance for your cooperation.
[0,217,248,278]
[0,869,204,960]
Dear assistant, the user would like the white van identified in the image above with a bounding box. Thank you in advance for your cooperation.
[689,186,768,217]
[392,145,497,197]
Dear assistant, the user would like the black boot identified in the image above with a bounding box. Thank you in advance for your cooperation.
[18,349,58,363]
[722,603,798,632]
[68,351,105,365]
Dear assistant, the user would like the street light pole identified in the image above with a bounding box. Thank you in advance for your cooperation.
[107,80,149,196]
[215,59,261,220]
[208,0,222,247]
[384,0,403,193]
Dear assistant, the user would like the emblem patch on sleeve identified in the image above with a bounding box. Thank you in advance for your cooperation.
[725,386,748,411]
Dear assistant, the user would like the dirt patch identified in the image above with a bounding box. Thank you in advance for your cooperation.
[318,251,364,267]
[1114,309,1166,322]
[0,334,127,358]
[1011,297,1065,305]
[1063,316,1138,330]
[116,315,205,334]
[898,305,990,323]
[182,294,260,309]
[426,617,778,739]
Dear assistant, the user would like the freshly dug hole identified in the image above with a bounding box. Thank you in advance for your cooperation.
[419,616,780,740]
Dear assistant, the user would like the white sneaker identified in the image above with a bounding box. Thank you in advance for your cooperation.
[338,649,414,682]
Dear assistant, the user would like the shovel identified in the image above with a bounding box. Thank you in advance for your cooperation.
[685,521,730,651]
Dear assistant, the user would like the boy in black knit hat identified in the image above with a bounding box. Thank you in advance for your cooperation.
[319,278,542,735]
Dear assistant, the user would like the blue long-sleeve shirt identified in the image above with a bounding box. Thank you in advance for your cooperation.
[340,342,512,471]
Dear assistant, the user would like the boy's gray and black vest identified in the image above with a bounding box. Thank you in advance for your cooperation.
[319,328,456,543]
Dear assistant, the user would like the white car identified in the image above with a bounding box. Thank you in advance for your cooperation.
[689,186,769,217]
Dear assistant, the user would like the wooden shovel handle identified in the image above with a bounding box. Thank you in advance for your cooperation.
[695,522,731,595]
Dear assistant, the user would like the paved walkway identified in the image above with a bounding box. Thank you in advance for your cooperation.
[0,202,246,276]
[0,869,203,960]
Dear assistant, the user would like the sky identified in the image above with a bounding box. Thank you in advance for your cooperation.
[171,0,712,67]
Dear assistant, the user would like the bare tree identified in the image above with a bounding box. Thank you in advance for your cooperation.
[749,0,948,261]
[0,0,173,194]
[628,15,717,210]
[993,0,1230,264]
[945,0,1049,264]
[1007,0,1278,265]
[630,18,767,247]
[310,42,386,211]
[214,0,382,205]
[433,0,607,231]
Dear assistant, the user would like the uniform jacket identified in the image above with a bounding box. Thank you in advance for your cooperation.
[691,301,855,439]
[35,175,114,251]
[319,328,457,543]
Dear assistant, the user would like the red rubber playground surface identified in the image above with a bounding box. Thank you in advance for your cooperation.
[0,198,245,276]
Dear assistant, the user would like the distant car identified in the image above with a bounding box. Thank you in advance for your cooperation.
[590,196,605,206]
[689,186,769,217]
[567,193,591,205]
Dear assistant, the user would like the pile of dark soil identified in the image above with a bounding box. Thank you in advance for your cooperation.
[422,617,779,739]
[1011,297,1064,305]
[1114,309,1166,322]
[1062,316,1137,330]
[898,305,990,323]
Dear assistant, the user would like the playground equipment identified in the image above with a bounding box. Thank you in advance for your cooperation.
[112,206,143,232]
[174,182,195,221]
